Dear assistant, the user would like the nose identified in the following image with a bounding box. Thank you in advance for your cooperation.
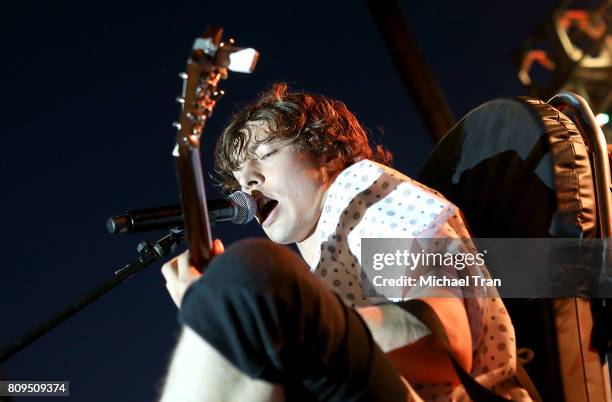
[237,162,265,193]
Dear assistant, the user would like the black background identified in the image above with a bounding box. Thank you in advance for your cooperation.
[0,1,558,401]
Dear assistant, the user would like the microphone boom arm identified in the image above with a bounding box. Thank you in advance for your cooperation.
[0,228,184,363]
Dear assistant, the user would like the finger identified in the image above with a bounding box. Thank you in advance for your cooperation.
[176,250,194,278]
[165,281,180,308]
[212,239,225,255]
[161,257,179,281]
[165,280,174,296]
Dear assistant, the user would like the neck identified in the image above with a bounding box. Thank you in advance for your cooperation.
[296,164,345,266]
[297,228,320,268]
[296,179,336,267]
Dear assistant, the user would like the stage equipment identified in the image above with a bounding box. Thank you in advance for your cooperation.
[515,0,612,141]
[420,91,612,402]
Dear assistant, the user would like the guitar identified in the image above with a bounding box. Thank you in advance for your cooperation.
[173,26,259,271]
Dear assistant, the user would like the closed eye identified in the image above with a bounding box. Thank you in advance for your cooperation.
[260,150,275,160]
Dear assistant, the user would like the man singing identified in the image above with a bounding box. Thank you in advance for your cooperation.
[158,84,531,401]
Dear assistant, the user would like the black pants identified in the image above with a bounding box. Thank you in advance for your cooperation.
[178,238,407,402]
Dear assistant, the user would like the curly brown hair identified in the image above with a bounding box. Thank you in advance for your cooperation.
[214,83,393,194]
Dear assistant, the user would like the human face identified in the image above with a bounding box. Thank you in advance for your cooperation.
[232,123,332,245]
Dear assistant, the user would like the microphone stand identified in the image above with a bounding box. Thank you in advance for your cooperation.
[0,228,184,363]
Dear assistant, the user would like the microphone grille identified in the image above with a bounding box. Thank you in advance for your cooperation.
[228,191,257,224]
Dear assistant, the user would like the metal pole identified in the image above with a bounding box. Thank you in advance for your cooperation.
[367,0,455,142]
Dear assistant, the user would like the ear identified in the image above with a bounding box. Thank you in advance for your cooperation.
[322,152,345,179]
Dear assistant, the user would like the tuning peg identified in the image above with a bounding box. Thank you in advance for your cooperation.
[178,72,188,79]
[212,90,225,100]
[219,38,236,48]
[175,96,185,104]
[172,121,182,130]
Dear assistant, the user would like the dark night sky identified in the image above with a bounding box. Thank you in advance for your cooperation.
[0,1,557,401]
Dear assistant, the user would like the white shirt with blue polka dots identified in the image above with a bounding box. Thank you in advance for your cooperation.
[308,160,533,401]
[309,159,467,306]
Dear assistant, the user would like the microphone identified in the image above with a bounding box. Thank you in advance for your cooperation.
[107,191,256,234]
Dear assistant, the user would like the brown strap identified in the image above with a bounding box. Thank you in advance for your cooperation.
[516,361,543,402]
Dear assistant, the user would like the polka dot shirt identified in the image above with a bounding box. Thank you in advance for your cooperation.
[308,160,533,402]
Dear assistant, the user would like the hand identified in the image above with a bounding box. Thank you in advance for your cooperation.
[161,239,225,308]
[357,297,472,384]
[356,304,431,352]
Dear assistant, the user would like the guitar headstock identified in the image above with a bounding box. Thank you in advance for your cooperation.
[173,27,259,155]
[171,27,258,269]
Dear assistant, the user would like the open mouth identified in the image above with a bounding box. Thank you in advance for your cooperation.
[257,196,279,224]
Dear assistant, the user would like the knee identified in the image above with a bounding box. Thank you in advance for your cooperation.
[203,238,303,293]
